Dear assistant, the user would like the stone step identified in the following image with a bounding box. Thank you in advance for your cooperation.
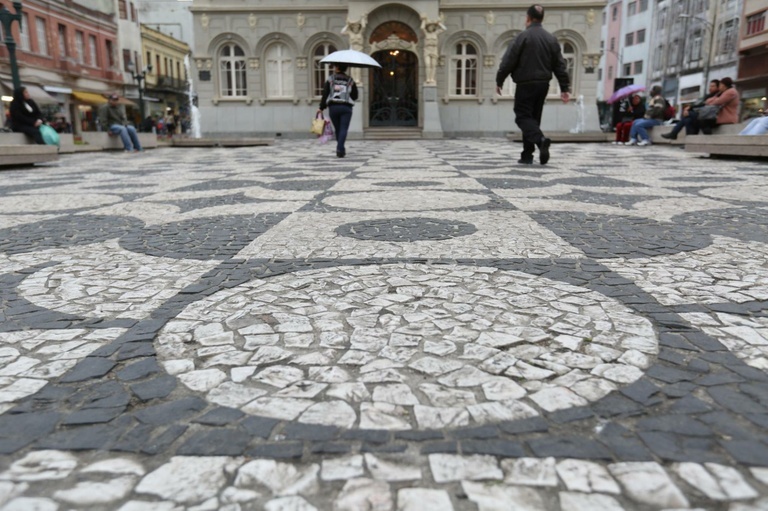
[364,128,423,140]
[685,134,768,158]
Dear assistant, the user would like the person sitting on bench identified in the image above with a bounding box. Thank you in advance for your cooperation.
[98,94,143,152]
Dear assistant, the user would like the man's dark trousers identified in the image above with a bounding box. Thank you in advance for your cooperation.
[514,82,550,160]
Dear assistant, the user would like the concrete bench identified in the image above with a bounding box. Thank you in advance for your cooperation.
[78,132,158,151]
[650,122,746,144]
[684,134,768,158]
[0,145,59,167]
[0,132,75,153]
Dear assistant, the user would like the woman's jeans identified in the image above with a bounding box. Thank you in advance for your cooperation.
[629,118,661,142]
[109,124,142,151]
[328,104,353,156]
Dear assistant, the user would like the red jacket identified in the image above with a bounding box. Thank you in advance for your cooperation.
[706,87,739,125]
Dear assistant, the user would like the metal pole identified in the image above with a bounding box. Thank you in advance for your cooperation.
[138,75,145,121]
[0,1,23,90]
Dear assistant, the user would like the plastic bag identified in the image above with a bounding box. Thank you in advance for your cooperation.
[310,113,325,135]
[318,119,334,144]
[39,124,60,147]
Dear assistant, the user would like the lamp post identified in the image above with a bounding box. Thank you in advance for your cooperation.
[0,1,23,90]
[129,63,152,122]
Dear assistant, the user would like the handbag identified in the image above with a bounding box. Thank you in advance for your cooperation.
[310,113,325,135]
[318,119,334,144]
[39,124,60,147]
[695,104,720,121]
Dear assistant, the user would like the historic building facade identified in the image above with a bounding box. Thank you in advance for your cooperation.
[189,0,604,138]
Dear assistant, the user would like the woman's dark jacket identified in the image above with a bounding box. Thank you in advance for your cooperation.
[9,88,43,130]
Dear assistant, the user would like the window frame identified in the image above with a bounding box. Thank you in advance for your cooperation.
[450,41,479,97]
[312,42,338,97]
[265,42,294,99]
[218,42,248,98]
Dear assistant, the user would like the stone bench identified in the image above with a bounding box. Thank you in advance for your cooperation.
[650,122,746,144]
[0,144,59,167]
[0,132,75,153]
[78,132,158,151]
[684,134,768,158]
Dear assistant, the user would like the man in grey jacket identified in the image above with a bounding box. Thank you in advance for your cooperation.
[496,4,570,165]
[98,94,143,152]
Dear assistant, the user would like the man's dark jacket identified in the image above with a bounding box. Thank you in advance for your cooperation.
[496,22,570,92]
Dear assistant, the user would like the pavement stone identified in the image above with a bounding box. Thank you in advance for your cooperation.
[0,140,767,509]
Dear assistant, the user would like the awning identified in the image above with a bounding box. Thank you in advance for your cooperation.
[72,91,108,105]
[0,81,58,104]
[44,85,73,94]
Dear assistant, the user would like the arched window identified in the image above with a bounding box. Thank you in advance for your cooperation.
[549,40,576,96]
[313,43,337,97]
[219,43,247,97]
[451,42,478,96]
[265,42,294,98]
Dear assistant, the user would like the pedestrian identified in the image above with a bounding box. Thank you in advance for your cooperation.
[612,94,645,144]
[98,94,143,152]
[9,87,46,144]
[496,4,570,165]
[627,85,665,146]
[318,63,358,158]
[662,80,720,140]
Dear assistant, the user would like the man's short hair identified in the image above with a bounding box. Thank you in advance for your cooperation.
[527,4,545,21]
[710,79,720,87]
[108,94,119,101]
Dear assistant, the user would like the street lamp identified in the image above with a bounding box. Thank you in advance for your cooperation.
[0,1,23,90]
[129,62,152,122]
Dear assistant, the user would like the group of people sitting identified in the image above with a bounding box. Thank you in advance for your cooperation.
[7,86,142,152]
[612,77,765,146]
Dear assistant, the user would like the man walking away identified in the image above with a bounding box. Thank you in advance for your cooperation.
[98,94,143,152]
[496,4,570,165]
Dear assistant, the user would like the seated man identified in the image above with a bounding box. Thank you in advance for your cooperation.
[98,94,142,152]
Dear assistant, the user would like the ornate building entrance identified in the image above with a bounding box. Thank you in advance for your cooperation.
[369,50,418,127]
[368,21,419,127]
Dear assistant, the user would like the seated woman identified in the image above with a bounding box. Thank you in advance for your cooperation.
[662,79,719,140]
[613,94,645,145]
[664,78,739,139]
[9,87,45,144]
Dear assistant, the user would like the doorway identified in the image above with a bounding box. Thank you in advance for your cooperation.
[369,50,418,127]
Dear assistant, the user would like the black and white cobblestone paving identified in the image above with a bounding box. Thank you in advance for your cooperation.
[0,140,767,510]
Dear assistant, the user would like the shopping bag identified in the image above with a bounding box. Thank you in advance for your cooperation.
[310,113,325,135]
[319,119,334,144]
[39,124,60,147]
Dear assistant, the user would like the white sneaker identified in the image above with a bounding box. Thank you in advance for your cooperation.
[611,141,623,145]
[627,139,637,146]
[637,139,651,146]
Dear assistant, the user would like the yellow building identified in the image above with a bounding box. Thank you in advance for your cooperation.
[141,24,191,130]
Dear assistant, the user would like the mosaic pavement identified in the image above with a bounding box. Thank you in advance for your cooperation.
[0,140,767,510]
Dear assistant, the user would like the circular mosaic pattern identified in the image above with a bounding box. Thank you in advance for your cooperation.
[323,191,490,212]
[335,218,478,242]
[157,264,658,430]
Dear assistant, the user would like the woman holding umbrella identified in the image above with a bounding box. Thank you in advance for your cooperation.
[318,64,358,158]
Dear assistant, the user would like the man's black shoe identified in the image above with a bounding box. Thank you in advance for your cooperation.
[661,133,677,140]
[539,137,551,165]
[518,158,533,164]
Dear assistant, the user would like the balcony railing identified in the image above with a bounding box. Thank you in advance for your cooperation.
[154,76,186,91]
